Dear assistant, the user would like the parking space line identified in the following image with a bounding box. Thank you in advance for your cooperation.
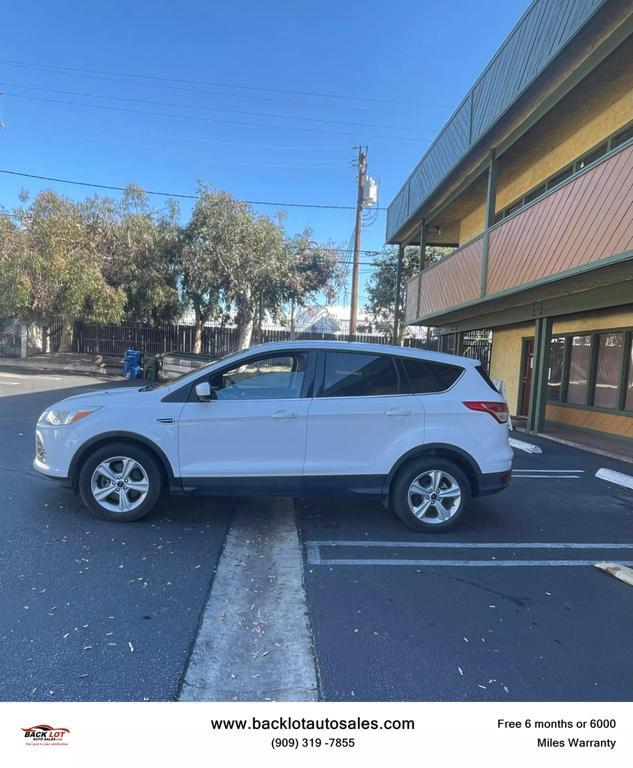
[309,558,633,567]
[307,541,631,548]
[512,469,584,479]
[596,467,633,490]
[305,540,633,567]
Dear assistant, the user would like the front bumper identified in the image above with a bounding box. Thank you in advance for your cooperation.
[33,424,81,483]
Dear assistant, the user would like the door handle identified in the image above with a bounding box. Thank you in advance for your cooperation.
[385,408,412,416]
[269,410,299,419]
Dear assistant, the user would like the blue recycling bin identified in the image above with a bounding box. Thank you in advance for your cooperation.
[123,348,143,379]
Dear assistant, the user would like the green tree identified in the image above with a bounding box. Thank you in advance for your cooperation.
[178,188,341,352]
[365,245,454,343]
[1,191,126,350]
[81,186,182,324]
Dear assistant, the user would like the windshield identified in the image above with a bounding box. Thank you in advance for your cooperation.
[138,348,250,391]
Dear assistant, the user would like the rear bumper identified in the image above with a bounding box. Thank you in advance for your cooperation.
[477,470,512,496]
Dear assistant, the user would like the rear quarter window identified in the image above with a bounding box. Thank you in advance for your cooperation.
[402,358,463,393]
[475,365,499,393]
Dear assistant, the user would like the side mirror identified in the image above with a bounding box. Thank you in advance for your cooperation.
[195,381,213,402]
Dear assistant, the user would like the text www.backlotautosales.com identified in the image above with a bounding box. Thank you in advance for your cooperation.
[209,716,415,750]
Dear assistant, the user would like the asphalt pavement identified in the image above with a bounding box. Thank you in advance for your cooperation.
[0,369,234,701]
[1,368,631,703]
[296,436,633,701]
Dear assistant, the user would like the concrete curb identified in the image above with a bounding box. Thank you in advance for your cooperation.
[509,437,543,454]
[595,468,633,490]
[179,497,318,702]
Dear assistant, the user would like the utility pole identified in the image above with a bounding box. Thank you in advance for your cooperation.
[349,146,367,340]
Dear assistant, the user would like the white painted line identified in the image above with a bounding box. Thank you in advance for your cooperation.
[180,498,317,701]
[509,437,543,454]
[306,541,633,567]
[308,541,633,549]
[596,467,633,490]
[312,559,633,567]
[512,469,585,473]
[513,474,580,478]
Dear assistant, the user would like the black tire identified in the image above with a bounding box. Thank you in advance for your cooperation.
[78,442,164,522]
[391,457,471,532]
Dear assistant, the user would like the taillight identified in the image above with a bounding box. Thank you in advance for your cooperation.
[463,400,509,424]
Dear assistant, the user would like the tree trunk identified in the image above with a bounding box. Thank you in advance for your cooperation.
[58,319,73,353]
[192,304,205,354]
[236,288,254,350]
[238,314,253,349]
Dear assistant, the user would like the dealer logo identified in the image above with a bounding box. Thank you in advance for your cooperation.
[22,724,70,746]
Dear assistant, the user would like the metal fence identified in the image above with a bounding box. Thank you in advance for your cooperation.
[72,322,430,359]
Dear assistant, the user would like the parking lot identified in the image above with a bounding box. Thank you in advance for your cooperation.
[0,369,631,702]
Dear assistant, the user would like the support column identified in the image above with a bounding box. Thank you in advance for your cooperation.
[416,222,427,320]
[527,316,552,434]
[393,244,404,345]
[481,149,498,297]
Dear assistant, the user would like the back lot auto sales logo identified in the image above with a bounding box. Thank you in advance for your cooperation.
[22,724,70,746]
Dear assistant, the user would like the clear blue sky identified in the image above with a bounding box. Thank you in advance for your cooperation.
[0,0,530,304]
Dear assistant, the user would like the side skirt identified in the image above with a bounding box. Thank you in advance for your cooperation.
[171,475,387,498]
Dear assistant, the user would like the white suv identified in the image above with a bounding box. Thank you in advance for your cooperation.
[34,341,512,531]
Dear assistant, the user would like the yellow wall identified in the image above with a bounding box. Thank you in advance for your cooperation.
[459,204,486,245]
[489,307,633,425]
[457,92,633,245]
[552,306,633,334]
[545,404,633,440]
[489,322,534,415]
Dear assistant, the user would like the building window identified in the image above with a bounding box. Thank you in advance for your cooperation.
[546,329,633,413]
[566,335,592,405]
[612,124,633,149]
[575,142,608,171]
[593,333,623,409]
[547,337,566,402]
[546,165,574,190]
[626,344,633,412]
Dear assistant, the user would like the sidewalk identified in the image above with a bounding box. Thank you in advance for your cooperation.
[0,352,122,378]
[514,419,633,464]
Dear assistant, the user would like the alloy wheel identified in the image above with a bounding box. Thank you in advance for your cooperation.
[407,469,462,523]
[90,456,150,513]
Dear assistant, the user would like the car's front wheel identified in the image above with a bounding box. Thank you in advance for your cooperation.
[391,457,471,532]
[78,442,163,522]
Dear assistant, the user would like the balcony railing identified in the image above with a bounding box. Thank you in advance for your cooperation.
[404,140,633,323]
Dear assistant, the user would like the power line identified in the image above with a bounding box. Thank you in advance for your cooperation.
[0,167,390,211]
[3,91,429,143]
[0,58,450,109]
[0,81,438,135]
[0,59,450,120]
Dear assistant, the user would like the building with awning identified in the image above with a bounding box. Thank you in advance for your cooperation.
[388,0,633,448]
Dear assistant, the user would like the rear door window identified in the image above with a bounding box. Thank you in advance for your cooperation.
[320,352,400,397]
[401,357,463,393]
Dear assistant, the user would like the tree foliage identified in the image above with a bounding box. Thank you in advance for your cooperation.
[0,183,346,354]
[178,188,342,350]
[365,245,454,342]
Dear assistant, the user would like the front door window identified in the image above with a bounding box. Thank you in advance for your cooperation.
[209,354,306,400]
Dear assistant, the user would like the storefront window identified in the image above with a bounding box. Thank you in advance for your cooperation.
[547,337,565,402]
[566,335,592,405]
[593,333,623,409]
[626,344,633,412]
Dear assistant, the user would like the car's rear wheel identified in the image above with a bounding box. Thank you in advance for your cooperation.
[78,442,163,522]
[391,457,471,532]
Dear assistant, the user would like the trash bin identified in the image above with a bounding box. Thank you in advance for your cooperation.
[123,348,143,379]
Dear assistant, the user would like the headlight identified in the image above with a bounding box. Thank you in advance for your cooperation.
[38,406,102,426]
